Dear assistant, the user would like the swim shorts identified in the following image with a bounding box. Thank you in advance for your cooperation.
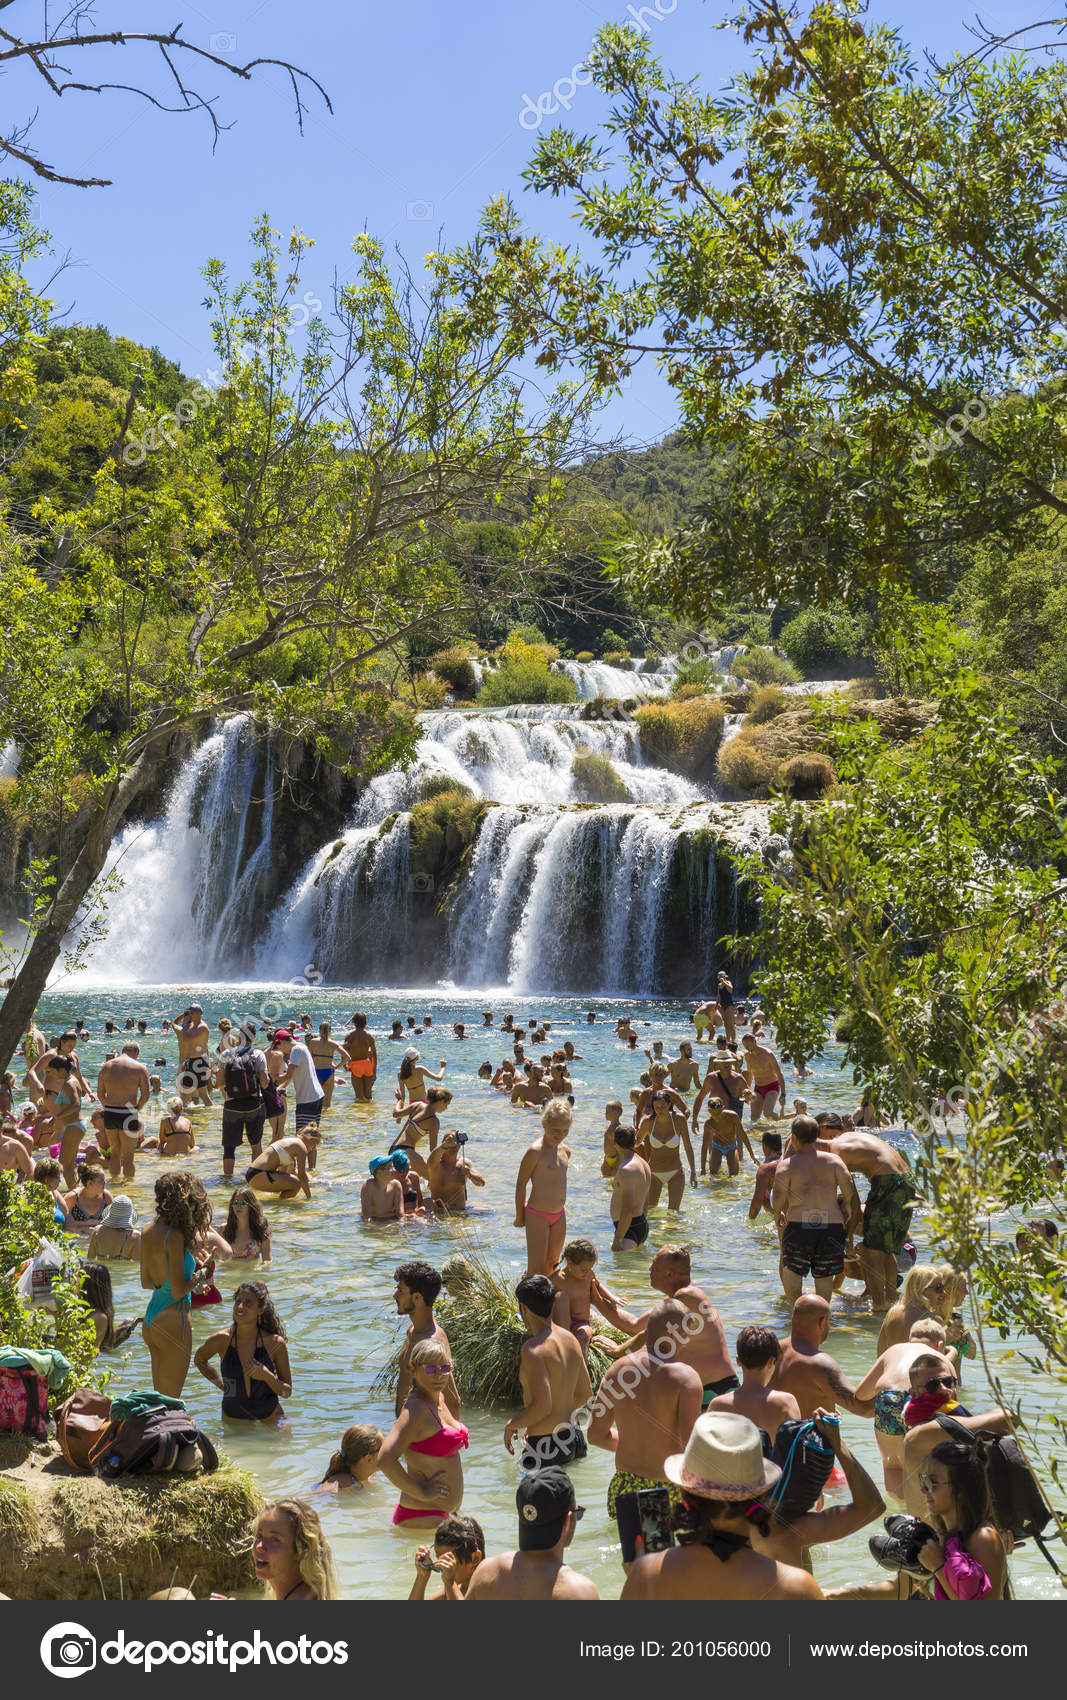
[521,1424,588,1472]
[179,1056,211,1091]
[781,1221,847,1279]
[874,1388,909,1437]
[222,1106,265,1159]
[612,1212,649,1247]
[701,1372,741,1410]
[863,1173,914,1256]
[295,1099,324,1131]
[607,1469,683,1564]
[348,1058,375,1078]
[101,1107,139,1133]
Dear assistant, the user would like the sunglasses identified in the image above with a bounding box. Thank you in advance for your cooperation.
[918,1473,940,1493]
[923,1375,957,1394]
[421,1363,453,1376]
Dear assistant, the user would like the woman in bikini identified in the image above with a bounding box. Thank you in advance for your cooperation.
[194,1280,291,1425]
[252,1499,340,1600]
[140,1170,211,1397]
[397,1049,446,1108]
[638,1091,697,1211]
[308,1021,347,1110]
[377,1338,467,1527]
[221,1185,272,1263]
[245,1130,319,1200]
[263,1033,288,1141]
[142,1095,196,1156]
[318,1424,384,1494]
[389,1086,452,1165]
[62,1163,112,1233]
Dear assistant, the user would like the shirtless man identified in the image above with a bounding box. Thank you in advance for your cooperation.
[707,1326,800,1443]
[423,1131,485,1211]
[747,1131,783,1219]
[692,998,719,1043]
[393,1260,460,1418]
[665,1041,701,1093]
[97,1043,151,1181]
[692,1048,748,1125]
[610,1127,652,1250]
[772,1114,861,1302]
[505,1275,592,1470]
[343,1012,377,1101]
[361,1156,403,1220]
[827,1129,915,1310]
[514,1098,571,1277]
[175,1004,213,1107]
[511,1062,551,1107]
[590,1299,703,1566]
[464,1470,599,1602]
[741,1031,787,1121]
[855,1317,956,1496]
[599,1246,739,1409]
[772,1295,875,1418]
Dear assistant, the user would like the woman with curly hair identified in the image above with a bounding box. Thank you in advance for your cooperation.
[252,1498,339,1600]
[193,1281,292,1425]
[139,1169,211,1396]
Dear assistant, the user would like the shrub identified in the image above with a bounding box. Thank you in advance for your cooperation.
[575,650,595,663]
[509,622,547,646]
[477,636,578,707]
[778,752,836,798]
[421,773,475,802]
[717,730,777,793]
[571,751,633,803]
[673,682,709,702]
[746,685,790,725]
[409,789,487,887]
[601,649,631,665]
[670,657,718,696]
[406,672,449,707]
[429,646,478,695]
[580,695,630,721]
[634,698,725,778]
[599,628,628,654]
[733,645,800,687]
[0,1175,102,1398]
[778,604,872,674]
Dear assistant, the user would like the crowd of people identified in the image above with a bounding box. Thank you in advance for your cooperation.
[0,977,1027,1603]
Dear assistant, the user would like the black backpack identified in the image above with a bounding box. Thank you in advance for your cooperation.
[224,1050,261,1102]
[91,1407,219,1478]
[764,1418,836,1520]
[935,1411,1055,1561]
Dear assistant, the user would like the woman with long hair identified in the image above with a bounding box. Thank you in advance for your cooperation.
[252,1499,340,1600]
[877,1265,947,1353]
[390,1086,452,1159]
[638,1090,697,1210]
[221,1185,272,1263]
[194,1281,291,1425]
[396,1049,446,1108]
[81,1261,141,1351]
[318,1424,384,1493]
[139,1170,211,1396]
[916,1440,1009,1599]
[377,1338,467,1527]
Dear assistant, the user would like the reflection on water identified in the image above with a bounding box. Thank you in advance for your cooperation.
[29,985,1063,1600]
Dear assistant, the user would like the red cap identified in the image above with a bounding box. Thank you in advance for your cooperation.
[273,1029,292,1044]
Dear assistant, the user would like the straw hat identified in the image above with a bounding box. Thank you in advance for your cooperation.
[663,1412,781,1502]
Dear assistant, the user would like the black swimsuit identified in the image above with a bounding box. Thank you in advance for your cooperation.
[221,1325,281,1420]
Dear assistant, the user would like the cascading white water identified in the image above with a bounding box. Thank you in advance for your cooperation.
[553,656,677,700]
[72,716,273,982]
[0,741,18,779]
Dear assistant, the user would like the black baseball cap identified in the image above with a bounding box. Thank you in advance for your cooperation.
[517,1467,577,1551]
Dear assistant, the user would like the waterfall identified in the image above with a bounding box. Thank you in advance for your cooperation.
[73,716,274,982]
[0,742,18,779]
[552,657,677,700]
[282,813,414,984]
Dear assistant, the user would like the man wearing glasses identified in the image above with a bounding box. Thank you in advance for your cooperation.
[901,1353,1011,1517]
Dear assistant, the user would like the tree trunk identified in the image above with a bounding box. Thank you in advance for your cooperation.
[0,737,174,1069]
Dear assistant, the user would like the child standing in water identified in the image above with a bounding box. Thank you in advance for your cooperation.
[514,1098,572,1278]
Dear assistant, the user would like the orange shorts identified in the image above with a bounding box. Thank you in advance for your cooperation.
[348,1058,374,1078]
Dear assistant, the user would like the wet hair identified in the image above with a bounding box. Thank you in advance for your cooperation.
[656,1245,692,1278]
[613,1126,636,1150]
[153,1170,211,1248]
[761,1132,783,1155]
[515,1273,556,1318]
[676,1492,772,1542]
[395,1261,442,1306]
[926,1441,991,1540]
[234,1280,286,1340]
[563,1238,597,1267]
[224,1186,270,1247]
[791,1115,820,1145]
[80,1261,137,1351]
[76,1164,107,1189]
[434,1512,485,1563]
[399,1056,415,1081]
[257,1499,339,1600]
[409,1338,451,1373]
[736,1325,781,1370]
[319,1021,331,1040]
[909,1317,948,1347]
[323,1423,383,1481]
[33,1157,62,1185]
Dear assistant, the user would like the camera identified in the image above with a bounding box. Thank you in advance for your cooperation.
[48,1632,96,1670]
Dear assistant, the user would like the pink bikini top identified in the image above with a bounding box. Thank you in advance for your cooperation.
[409,1410,470,1458]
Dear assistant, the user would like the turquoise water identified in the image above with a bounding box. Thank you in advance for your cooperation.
[25,982,1063,1600]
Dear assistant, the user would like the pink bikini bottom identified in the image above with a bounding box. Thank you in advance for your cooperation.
[525,1205,565,1226]
[393,1503,447,1526]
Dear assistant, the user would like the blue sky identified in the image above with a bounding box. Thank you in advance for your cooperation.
[16,0,1052,446]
